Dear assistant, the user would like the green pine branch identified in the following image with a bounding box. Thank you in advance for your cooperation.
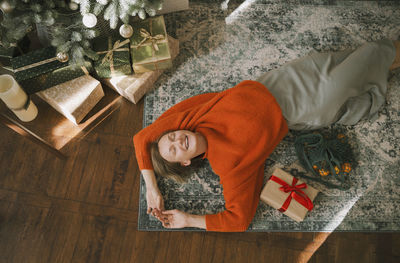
[1,0,164,65]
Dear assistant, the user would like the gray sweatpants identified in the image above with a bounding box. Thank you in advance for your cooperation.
[256,39,396,130]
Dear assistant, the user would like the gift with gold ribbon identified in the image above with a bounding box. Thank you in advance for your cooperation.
[102,35,179,104]
[93,36,132,78]
[130,15,172,73]
[11,46,92,95]
[260,168,319,222]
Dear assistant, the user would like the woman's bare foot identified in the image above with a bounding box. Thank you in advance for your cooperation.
[389,40,400,71]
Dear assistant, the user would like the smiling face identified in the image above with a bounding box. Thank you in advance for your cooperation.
[158,130,207,166]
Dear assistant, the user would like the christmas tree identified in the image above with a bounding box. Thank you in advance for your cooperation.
[0,0,164,65]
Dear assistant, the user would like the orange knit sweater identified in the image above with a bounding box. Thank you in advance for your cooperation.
[133,80,288,232]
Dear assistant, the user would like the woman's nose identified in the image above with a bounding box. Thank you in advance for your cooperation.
[173,138,185,148]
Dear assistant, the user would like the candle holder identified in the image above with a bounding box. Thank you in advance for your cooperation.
[0,74,38,122]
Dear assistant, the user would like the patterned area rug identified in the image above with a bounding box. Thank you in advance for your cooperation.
[138,0,400,231]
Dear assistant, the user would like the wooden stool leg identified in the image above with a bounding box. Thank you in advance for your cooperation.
[0,113,67,159]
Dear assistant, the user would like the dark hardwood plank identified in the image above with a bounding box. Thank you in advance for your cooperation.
[198,233,217,263]
[62,132,137,209]
[0,200,12,228]
[86,135,136,208]
[393,235,400,257]
[129,231,160,263]
[153,232,172,263]
[164,232,193,263]
[44,144,79,199]
[98,219,128,263]
[64,139,93,201]
[187,232,206,263]
[0,189,137,224]
[71,215,110,263]
[0,203,50,263]
[118,222,139,263]
[208,234,230,263]
[42,209,83,263]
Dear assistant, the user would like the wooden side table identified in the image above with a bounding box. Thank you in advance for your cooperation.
[0,86,122,159]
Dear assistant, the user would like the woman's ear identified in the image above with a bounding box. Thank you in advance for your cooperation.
[181,160,191,166]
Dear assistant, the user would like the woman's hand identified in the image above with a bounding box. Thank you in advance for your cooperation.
[146,186,164,216]
[159,209,189,229]
[141,169,164,216]
[158,210,206,229]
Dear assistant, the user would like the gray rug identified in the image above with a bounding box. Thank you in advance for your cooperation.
[138,0,400,231]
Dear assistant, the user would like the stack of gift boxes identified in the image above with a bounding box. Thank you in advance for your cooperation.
[97,16,180,104]
[3,15,179,125]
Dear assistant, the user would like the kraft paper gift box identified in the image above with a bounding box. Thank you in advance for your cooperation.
[102,35,179,104]
[93,35,132,78]
[37,75,104,125]
[11,46,93,95]
[260,168,319,222]
[130,15,172,74]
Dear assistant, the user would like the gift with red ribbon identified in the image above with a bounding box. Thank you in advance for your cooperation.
[260,168,319,222]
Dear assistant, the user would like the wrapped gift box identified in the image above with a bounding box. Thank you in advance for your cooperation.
[130,15,172,73]
[93,35,132,78]
[102,35,179,104]
[260,168,319,222]
[0,36,30,68]
[0,46,20,69]
[37,75,104,125]
[11,46,92,95]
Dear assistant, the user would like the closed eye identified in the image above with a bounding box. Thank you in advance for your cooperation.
[168,132,176,155]
[169,146,176,155]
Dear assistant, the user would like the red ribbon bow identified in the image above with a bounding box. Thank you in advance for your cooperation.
[269,175,314,212]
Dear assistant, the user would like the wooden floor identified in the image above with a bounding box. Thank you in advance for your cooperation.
[0,96,399,263]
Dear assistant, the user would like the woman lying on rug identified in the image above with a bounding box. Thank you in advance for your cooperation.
[133,39,400,232]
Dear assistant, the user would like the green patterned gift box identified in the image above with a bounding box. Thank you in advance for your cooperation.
[0,47,16,69]
[93,35,132,78]
[0,36,30,68]
[11,47,93,95]
[130,15,172,74]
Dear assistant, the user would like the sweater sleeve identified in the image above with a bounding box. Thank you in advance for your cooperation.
[133,92,218,170]
[157,92,218,121]
[205,166,265,232]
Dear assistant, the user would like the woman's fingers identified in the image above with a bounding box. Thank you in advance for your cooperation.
[159,199,165,211]
[162,217,173,228]
[161,209,177,215]
[151,209,164,220]
[147,207,158,215]
[160,213,179,229]
[162,221,171,228]
[157,209,183,229]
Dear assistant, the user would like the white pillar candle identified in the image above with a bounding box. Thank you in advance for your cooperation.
[0,74,38,122]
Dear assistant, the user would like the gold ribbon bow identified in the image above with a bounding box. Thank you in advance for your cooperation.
[136,28,165,51]
[13,55,88,76]
[13,56,68,73]
[99,38,130,65]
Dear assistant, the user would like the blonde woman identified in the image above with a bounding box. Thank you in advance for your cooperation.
[134,39,399,232]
